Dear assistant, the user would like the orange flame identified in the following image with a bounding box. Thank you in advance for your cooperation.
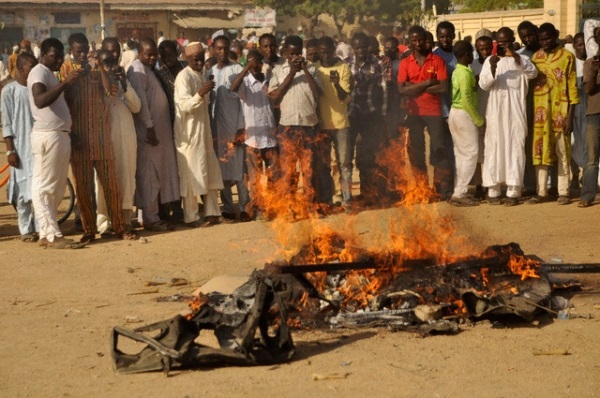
[508,254,541,281]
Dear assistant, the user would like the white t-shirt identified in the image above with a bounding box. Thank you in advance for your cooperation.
[27,63,71,132]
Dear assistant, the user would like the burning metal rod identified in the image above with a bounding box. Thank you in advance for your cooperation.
[267,260,378,274]
[270,259,600,275]
[539,263,600,274]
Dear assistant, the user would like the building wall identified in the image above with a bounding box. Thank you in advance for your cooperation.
[428,0,585,40]
[427,9,546,40]
[0,8,170,47]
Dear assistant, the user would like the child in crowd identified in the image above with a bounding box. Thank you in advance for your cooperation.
[448,41,485,206]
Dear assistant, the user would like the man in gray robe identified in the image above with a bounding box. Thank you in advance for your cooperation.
[127,38,180,231]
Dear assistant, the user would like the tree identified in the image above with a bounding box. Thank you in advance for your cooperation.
[454,0,543,13]
[251,0,450,36]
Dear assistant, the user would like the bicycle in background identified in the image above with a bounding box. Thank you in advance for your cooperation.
[0,162,75,224]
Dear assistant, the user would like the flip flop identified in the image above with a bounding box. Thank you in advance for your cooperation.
[80,233,96,243]
[21,233,39,243]
[118,231,139,240]
[47,237,87,249]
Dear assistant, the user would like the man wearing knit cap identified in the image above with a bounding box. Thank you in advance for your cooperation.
[173,42,223,227]
[20,40,32,55]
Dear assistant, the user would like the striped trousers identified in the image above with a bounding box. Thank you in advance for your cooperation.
[71,159,126,235]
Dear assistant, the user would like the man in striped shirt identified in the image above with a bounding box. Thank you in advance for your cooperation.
[61,33,135,242]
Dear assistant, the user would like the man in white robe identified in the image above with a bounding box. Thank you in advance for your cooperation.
[173,42,223,227]
[96,39,141,234]
[479,27,538,203]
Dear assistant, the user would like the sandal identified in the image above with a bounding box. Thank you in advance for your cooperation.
[448,196,479,207]
[199,216,221,228]
[118,230,139,240]
[525,195,546,205]
[144,220,170,232]
[80,233,96,243]
[47,236,86,249]
[21,233,39,243]
[502,197,519,207]
[184,219,204,228]
[487,196,502,205]
[38,237,48,248]
[556,196,571,205]
[578,200,593,208]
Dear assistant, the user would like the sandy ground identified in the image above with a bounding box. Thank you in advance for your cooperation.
[1,141,600,398]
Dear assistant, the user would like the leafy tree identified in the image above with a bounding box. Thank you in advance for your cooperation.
[454,0,543,13]
[252,0,451,35]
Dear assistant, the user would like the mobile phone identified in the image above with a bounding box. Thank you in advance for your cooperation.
[208,74,214,81]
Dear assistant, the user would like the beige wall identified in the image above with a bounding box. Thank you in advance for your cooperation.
[0,8,170,45]
[1,0,586,48]
[543,0,582,35]
[428,0,583,41]
[427,9,546,40]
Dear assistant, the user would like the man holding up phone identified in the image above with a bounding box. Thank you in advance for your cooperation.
[479,27,538,205]
[314,36,352,209]
[268,35,321,219]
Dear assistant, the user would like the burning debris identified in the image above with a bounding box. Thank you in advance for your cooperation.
[111,239,588,374]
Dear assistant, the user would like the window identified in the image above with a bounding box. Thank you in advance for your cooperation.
[54,13,81,25]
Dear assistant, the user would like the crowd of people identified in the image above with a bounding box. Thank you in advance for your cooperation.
[2,19,600,249]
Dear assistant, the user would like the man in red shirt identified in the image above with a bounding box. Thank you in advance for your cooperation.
[398,25,452,200]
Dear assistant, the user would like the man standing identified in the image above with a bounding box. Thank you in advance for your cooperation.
[268,35,321,219]
[517,21,542,196]
[314,36,352,207]
[61,33,135,241]
[28,38,84,248]
[470,34,494,199]
[231,49,278,219]
[96,38,142,234]
[382,36,402,139]
[2,53,38,241]
[433,21,457,119]
[398,26,452,201]
[579,26,600,208]
[528,23,579,205]
[8,44,19,78]
[479,27,538,204]
[347,32,387,205]
[209,35,249,222]
[174,42,223,226]
[155,39,186,222]
[128,38,180,231]
[258,33,283,77]
[571,32,588,191]
[447,41,484,207]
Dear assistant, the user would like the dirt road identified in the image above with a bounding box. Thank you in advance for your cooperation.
[1,171,599,397]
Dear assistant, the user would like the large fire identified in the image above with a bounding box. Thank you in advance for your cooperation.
[203,133,544,325]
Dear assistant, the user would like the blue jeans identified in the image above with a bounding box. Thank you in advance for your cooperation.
[580,114,600,201]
